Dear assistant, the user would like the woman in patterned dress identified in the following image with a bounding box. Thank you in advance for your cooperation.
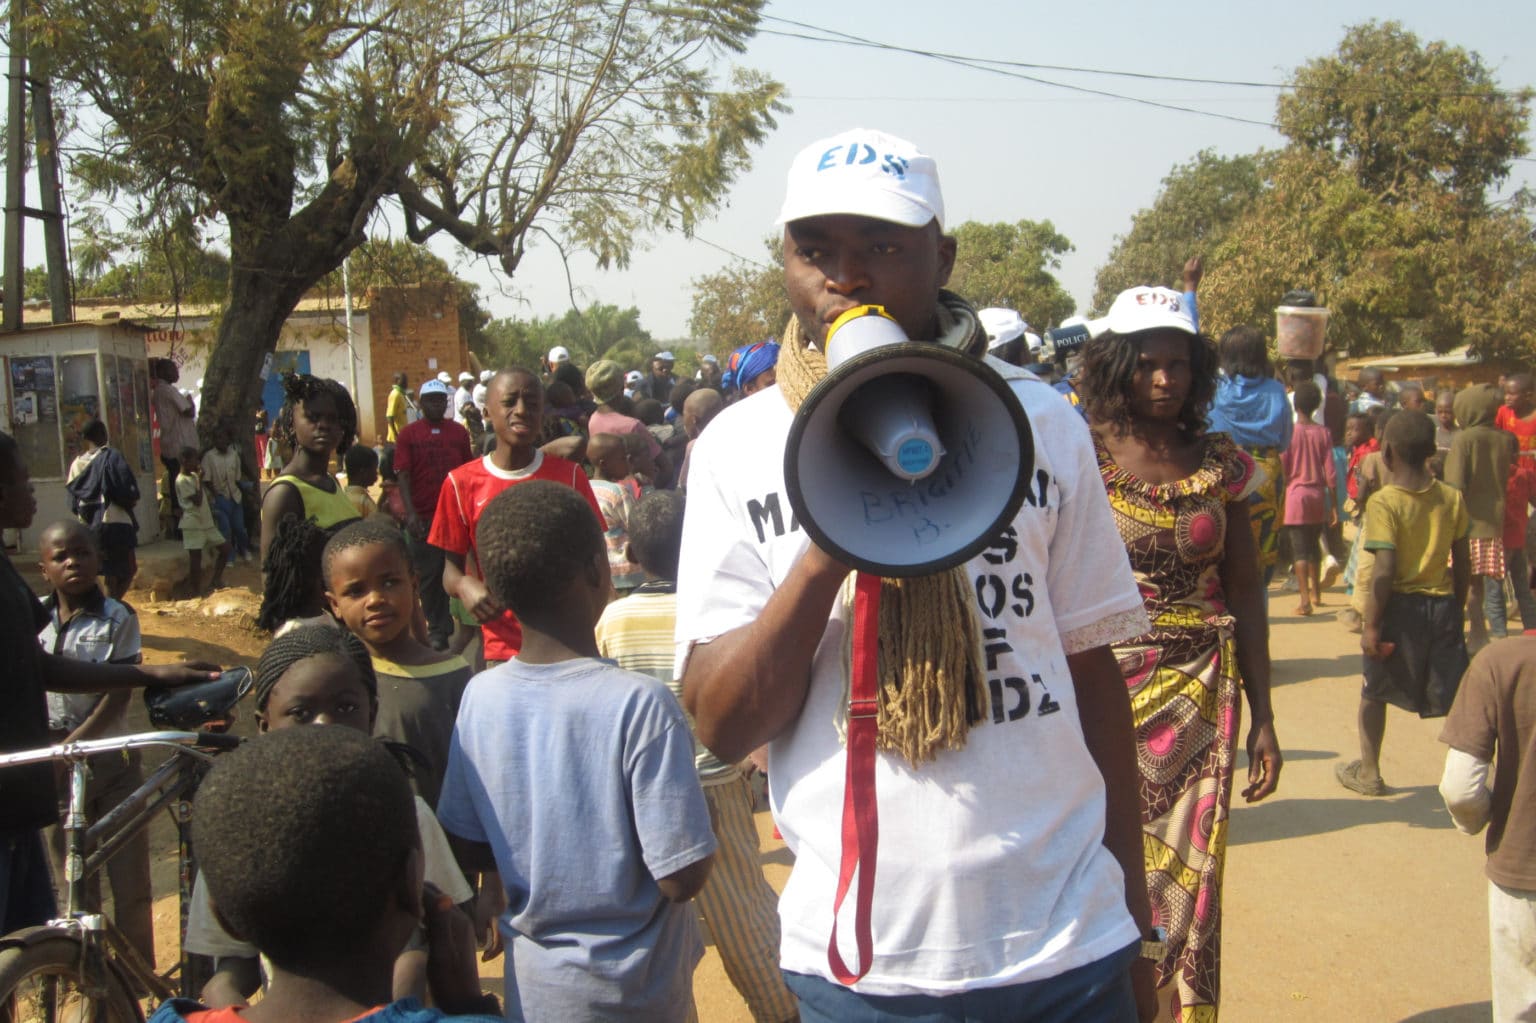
[1079,287,1282,1023]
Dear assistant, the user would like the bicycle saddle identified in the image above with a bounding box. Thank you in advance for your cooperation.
[144,666,254,731]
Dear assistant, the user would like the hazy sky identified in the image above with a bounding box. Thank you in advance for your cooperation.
[445,0,1536,342]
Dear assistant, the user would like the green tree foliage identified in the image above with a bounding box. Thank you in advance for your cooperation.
[483,303,661,376]
[687,237,788,352]
[1095,22,1535,362]
[22,266,50,301]
[1277,21,1530,206]
[945,220,1075,328]
[29,0,786,445]
[1091,151,1262,313]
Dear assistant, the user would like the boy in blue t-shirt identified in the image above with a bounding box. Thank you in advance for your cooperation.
[437,480,716,1022]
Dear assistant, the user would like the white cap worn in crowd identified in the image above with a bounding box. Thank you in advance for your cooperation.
[776,128,944,230]
[479,369,494,383]
[548,346,570,365]
[977,308,1028,351]
[1095,286,1197,338]
[436,371,453,385]
[459,371,475,383]
[654,351,675,363]
[625,370,643,386]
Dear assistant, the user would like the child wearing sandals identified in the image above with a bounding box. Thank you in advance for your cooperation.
[184,626,478,1011]
[1339,410,1471,797]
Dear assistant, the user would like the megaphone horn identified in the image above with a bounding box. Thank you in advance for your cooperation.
[783,306,1034,578]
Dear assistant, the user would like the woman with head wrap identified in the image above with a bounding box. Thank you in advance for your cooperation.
[722,340,781,398]
[1079,286,1281,1023]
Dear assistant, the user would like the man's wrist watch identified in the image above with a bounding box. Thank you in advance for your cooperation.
[1139,926,1168,961]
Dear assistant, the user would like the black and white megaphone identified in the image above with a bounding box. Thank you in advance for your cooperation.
[783,305,1034,578]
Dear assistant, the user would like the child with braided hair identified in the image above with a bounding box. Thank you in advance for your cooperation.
[256,514,338,637]
[259,372,361,561]
[183,625,482,1014]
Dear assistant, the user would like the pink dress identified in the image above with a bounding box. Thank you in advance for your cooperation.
[1280,421,1336,525]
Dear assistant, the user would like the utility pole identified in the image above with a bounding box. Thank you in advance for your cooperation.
[4,0,73,331]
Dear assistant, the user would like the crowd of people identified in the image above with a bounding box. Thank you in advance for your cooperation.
[2,127,1534,1023]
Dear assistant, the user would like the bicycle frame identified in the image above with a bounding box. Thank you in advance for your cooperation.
[0,730,239,1003]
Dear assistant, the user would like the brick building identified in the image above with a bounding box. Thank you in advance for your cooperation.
[42,283,475,448]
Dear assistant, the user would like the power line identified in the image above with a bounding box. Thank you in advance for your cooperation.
[757,23,1281,129]
[763,16,1287,89]
[761,16,1536,108]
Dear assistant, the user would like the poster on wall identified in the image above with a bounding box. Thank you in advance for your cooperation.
[10,355,56,394]
[9,354,62,479]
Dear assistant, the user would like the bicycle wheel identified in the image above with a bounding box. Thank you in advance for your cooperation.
[0,937,141,1023]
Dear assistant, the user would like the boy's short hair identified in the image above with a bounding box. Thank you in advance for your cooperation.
[179,446,200,463]
[1293,380,1322,416]
[632,398,665,426]
[1346,411,1375,436]
[1381,409,1436,465]
[477,480,604,621]
[343,444,379,479]
[193,727,416,969]
[628,490,685,582]
[321,517,411,588]
[82,419,109,446]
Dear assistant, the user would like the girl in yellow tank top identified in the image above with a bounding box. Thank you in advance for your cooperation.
[260,374,362,561]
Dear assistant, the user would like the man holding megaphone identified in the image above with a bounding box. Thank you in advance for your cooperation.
[676,130,1161,1022]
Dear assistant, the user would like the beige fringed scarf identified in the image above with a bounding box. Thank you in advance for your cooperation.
[778,293,991,767]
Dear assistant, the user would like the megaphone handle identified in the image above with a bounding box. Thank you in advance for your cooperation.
[828,572,882,985]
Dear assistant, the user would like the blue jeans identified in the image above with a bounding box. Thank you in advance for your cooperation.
[1,829,58,932]
[1484,547,1536,638]
[211,495,251,559]
[783,942,1138,1023]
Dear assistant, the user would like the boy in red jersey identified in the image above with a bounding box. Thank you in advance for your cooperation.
[428,369,602,666]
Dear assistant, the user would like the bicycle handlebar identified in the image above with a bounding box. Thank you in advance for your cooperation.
[0,729,243,769]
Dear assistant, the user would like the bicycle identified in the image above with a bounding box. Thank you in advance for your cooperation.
[0,727,243,1022]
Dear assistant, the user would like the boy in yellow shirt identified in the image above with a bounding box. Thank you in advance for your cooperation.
[1340,411,1471,796]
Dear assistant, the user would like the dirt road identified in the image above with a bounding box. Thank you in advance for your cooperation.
[103,557,1491,1021]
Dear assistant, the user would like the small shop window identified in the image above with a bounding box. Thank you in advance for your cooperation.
[60,353,102,469]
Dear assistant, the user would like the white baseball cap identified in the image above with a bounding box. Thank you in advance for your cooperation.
[624,370,643,385]
[1096,287,1197,337]
[776,129,944,229]
[1024,331,1043,355]
[978,307,1027,351]
[654,351,675,362]
[458,371,475,383]
[479,369,494,382]
[436,371,453,385]
[548,346,570,364]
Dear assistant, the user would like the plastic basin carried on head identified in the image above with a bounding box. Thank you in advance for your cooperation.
[1275,305,1330,360]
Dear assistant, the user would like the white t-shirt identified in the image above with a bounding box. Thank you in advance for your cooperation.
[674,360,1150,996]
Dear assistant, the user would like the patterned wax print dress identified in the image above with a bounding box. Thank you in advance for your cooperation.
[1096,432,1257,1023]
